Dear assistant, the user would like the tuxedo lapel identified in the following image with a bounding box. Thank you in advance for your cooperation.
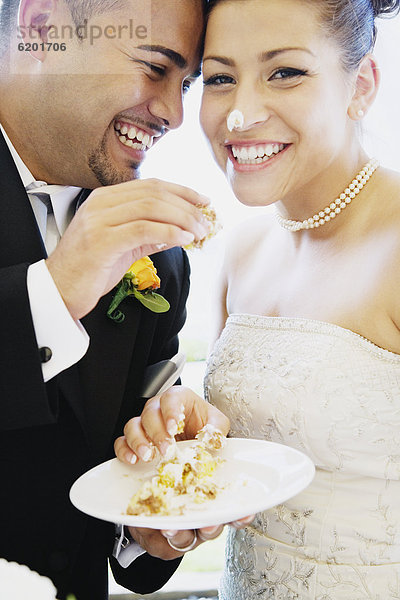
[72,186,143,458]
[79,291,142,459]
[0,132,46,264]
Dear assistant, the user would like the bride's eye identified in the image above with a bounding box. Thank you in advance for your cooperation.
[269,67,308,81]
[203,74,236,87]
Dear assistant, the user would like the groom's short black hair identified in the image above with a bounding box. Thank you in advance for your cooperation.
[0,0,208,54]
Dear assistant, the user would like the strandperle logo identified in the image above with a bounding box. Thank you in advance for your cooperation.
[17,18,148,46]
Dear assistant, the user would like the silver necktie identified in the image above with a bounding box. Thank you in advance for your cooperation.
[28,191,59,253]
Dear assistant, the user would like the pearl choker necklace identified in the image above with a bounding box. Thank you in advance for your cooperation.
[276,158,379,232]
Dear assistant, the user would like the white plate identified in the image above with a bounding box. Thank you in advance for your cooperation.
[70,439,315,530]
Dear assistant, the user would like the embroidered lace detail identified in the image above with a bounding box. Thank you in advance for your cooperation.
[205,315,400,599]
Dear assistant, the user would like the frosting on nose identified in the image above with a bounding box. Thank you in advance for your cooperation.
[227,109,244,132]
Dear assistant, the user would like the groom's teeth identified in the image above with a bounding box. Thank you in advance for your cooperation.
[231,142,285,164]
[128,126,137,140]
[114,121,155,150]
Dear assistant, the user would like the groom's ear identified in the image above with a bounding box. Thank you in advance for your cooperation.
[17,0,57,61]
[347,53,380,121]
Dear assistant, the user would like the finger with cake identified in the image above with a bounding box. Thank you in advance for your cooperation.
[115,386,230,466]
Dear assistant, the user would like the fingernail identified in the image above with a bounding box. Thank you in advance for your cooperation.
[167,419,178,437]
[179,232,195,246]
[155,243,167,251]
[126,452,137,465]
[138,445,152,462]
[201,525,219,535]
[241,515,255,524]
[163,530,178,538]
[159,440,171,456]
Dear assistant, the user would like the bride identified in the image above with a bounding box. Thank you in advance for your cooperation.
[116,0,400,597]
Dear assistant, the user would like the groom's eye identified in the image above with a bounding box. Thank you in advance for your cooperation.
[203,74,235,87]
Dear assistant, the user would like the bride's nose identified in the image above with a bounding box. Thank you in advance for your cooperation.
[226,86,272,132]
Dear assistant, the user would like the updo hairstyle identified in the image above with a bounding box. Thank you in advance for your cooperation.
[206,0,400,71]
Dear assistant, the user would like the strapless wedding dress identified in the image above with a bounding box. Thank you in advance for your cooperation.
[204,315,400,600]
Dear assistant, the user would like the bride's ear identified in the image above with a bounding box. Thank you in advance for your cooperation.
[347,54,380,121]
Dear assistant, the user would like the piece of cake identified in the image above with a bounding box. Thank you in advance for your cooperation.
[185,205,221,250]
[127,425,226,516]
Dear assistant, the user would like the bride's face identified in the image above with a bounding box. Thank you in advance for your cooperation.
[200,0,357,208]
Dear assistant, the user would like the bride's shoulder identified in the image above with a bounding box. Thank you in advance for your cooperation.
[375,166,400,220]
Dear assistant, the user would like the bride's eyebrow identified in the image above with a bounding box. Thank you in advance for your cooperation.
[203,47,316,66]
[202,55,234,66]
[258,47,316,61]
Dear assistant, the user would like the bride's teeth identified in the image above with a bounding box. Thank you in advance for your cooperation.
[265,144,274,157]
[257,146,265,158]
[128,127,137,140]
[142,133,150,147]
[120,125,128,135]
[115,121,121,131]
[125,139,133,147]
[232,141,286,164]
[136,130,144,142]
[248,146,258,160]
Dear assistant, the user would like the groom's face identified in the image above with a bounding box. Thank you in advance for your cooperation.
[17,0,204,188]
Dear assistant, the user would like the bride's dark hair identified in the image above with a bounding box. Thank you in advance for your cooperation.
[370,0,400,16]
[206,0,400,71]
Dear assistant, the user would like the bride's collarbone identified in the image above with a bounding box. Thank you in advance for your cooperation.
[227,243,400,353]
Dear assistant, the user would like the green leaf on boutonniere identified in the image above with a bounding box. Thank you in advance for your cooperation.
[132,288,170,313]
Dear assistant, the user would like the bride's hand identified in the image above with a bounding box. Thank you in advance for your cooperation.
[114,385,230,464]
[114,387,253,556]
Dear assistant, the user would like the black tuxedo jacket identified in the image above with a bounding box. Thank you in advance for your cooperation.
[0,132,188,599]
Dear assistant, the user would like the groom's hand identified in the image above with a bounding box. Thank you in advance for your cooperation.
[46,179,210,320]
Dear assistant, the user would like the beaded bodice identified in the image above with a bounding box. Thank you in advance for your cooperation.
[205,315,400,599]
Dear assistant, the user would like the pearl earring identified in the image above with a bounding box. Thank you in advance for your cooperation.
[357,109,364,118]
[227,109,244,132]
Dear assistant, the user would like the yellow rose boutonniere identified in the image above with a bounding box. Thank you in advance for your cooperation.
[107,257,170,323]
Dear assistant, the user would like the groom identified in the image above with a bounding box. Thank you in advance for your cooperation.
[0,1,225,599]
